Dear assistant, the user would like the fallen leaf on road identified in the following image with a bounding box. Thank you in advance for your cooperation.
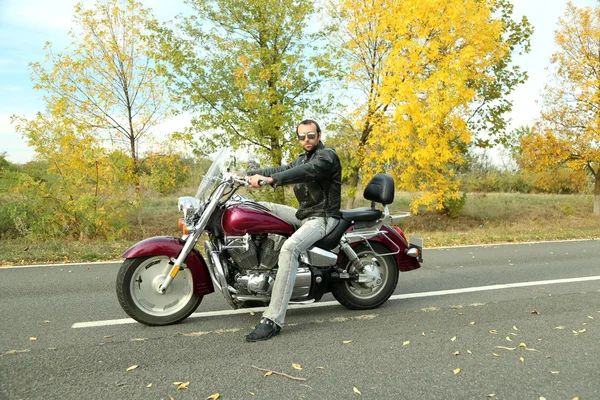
[29,337,37,341]
[492,353,500,357]
[248,392,255,396]
[343,340,353,344]
[505,336,512,342]
[169,396,174,400]
[4,349,29,355]
[489,330,498,334]
[353,387,361,395]
[146,383,152,388]
[103,335,113,339]
[126,365,138,371]
[578,329,586,333]
[469,322,475,325]
[206,393,219,399]
[467,350,472,354]
[264,371,273,376]
[588,316,594,320]
[519,343,527,348]
[513,326,518,331]
[554,326,566,330]
[182,331,211,337]
[403,340,410,346]
[451,336,457,342]
[453,351,460,356]
[550,371,560,374]
[292,363,302,370]
[453,368,461,375]
[43,320,50,323]
[531,310,540,315]
[316,366,326,369]
[176,381,190,390]
[520,357,525,363]
[421,332,425,336]
[130,338,147,342]
[495,346,516,351]
[488,395,496,398]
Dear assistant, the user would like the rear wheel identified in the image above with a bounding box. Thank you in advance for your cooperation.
[331,242,399,310]
[116,256,203,326]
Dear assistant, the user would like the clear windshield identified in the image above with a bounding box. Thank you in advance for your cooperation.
[195,148,230,202]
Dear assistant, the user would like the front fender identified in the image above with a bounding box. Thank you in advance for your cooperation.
[122,236,215,296]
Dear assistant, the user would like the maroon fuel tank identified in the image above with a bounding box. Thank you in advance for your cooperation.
[222,204,294,236]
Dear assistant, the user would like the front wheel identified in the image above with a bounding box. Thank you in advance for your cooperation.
[116,256,203,326]
[331,242,399,310]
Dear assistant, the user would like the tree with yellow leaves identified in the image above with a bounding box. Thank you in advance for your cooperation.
[14,0,173,225]
[331,0,531,212]
[521,2,600,213]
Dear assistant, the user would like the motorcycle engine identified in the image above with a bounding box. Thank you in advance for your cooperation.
[227,234,286,295]
[227,233,285,270]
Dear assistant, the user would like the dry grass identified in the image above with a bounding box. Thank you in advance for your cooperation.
[1,191,599,266]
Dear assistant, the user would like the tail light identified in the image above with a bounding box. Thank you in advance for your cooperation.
[392,226,408,242]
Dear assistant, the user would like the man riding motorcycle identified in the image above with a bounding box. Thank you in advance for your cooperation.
[245,119,342,341]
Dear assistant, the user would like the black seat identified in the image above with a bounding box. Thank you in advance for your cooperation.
[313,219,351,250]
[312,174,395,251]
[340,207,382,222]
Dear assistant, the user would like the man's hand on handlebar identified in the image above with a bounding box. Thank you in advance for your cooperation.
[248,175,273,188]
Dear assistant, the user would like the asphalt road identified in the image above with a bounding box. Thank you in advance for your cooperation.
[1,239,599,400]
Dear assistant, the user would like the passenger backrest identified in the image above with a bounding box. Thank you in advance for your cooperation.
[363,173,395,206]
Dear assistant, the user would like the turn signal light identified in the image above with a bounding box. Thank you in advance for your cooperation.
[178,218,189,235]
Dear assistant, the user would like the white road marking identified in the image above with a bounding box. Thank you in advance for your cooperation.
[71,274,600,328]
[1,261,119,269]
[426,237,599,250]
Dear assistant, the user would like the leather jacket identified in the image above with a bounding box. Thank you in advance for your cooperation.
[248,141,342,220]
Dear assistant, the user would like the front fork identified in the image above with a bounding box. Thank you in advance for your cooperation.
[158,228,202,293]
[159,185,226,294]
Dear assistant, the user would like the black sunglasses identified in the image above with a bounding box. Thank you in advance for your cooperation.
[297,132,317,141]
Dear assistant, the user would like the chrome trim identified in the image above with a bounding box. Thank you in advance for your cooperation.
[343,230,401,257]
[221,233,251,250]
[300,246,338,267]
[204,240,238,309]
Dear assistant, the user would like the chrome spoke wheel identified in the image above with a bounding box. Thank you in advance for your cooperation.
[129,256,194,317]
[347,254,387,299]
[331,242,399,310]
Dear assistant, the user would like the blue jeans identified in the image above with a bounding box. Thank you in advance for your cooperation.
[258,202,337,327]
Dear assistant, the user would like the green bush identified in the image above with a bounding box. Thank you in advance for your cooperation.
[442,193,467,218]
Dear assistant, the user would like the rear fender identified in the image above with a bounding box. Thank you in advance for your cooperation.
[343,225,421,272]
[122,236,215,296]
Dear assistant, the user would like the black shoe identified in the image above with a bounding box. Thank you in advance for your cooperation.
[246,318,281,342]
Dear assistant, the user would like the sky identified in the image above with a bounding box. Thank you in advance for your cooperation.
[0,0,598,164]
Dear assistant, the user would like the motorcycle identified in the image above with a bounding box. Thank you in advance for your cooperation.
[116,148,423,326]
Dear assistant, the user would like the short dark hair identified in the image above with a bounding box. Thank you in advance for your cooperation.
[296,119,321,135]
